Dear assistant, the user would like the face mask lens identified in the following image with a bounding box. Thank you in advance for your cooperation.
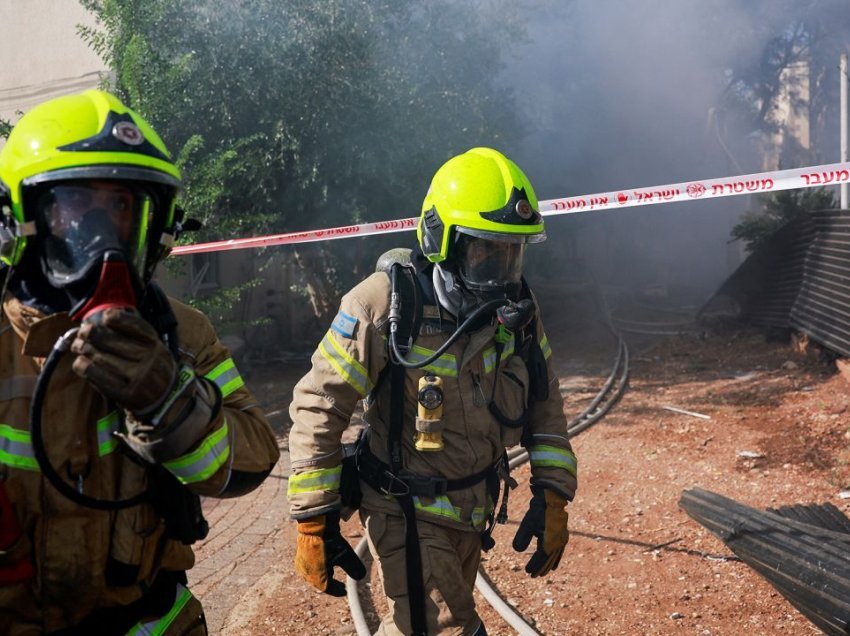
[34,180,152,285]
[456,234,525,292]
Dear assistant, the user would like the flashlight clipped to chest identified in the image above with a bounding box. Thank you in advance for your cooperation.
[415,373,444,452]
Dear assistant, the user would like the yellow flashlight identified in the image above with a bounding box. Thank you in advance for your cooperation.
[415,373,444,452]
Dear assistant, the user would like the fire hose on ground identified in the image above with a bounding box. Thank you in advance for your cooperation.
[164,150,847,634]
[345,334,631,635]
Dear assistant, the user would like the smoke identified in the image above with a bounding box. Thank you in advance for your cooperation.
[499,0,848,308]
[50,0,846,336]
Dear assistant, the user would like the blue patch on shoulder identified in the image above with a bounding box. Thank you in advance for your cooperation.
[331,310,358,338]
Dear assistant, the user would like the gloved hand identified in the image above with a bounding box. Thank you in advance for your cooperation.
[70,308,179,417]
[295,511,366,596]
[512,486,569,577]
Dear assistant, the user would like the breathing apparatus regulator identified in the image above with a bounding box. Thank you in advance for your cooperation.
[0,90,198,510]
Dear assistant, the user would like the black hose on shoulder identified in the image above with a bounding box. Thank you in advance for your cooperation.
[388,299,506,368]
[30,327,148,511]
[387,260,508,369]
[388,297,506,369]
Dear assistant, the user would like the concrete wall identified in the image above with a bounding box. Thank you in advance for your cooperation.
[0,1,104,125]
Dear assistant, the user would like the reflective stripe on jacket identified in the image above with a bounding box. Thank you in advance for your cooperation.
[288,271,577,531]
[0,295,279,633]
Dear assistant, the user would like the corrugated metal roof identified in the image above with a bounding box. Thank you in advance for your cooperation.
[680,488,850,636]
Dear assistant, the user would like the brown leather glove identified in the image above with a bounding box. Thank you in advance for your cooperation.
[70,308,178,417]
[512,487,570,577]
[295,511,366,596]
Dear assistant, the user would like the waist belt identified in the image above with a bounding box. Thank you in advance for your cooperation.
[356,438,497,499]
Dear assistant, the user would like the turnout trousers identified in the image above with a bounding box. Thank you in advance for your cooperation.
[360,507,485,636]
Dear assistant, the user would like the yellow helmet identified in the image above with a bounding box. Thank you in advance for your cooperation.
[0,89,181,283]
[418,148,544,299]
[417,147,545,263]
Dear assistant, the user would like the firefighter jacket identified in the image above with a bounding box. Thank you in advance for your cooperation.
[288,270,577,533]
[0,295,280,634]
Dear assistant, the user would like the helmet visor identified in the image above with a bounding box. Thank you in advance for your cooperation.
[455,232,526,292]
[33,180,152,285]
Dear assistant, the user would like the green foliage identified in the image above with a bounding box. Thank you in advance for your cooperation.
[0,118,11,140]
[731,187,835,251]
[185,277,268,331]
[78,0,525,240]
[78,0,528,330]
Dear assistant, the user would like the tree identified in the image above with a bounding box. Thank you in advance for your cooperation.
[712,1,849,251]
[78,0,528,332]
[715,0,850,168]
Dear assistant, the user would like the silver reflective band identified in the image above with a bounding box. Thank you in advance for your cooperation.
[319,331,374,396]
[0,424,37,471]
[163,421,231,484]
[204,358,245,398]
[407,345,458,377]
[287,465,343,496]
[528,445,577,476]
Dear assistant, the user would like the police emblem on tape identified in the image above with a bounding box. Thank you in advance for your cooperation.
[331,310,358,338]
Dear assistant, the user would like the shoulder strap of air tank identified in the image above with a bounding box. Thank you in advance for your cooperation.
[519,280,549,403]
[385,263,428,636]
[389,262,424,354]
[370,263,425,401]
[387,358,428,635]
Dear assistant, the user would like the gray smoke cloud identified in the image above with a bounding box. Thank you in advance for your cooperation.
[499,0,847,305]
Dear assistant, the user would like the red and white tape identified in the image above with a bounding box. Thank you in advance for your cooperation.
[171,161,850,255]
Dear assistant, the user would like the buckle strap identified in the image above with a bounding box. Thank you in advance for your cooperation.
[356,441,495,498]
[444,465,496,491]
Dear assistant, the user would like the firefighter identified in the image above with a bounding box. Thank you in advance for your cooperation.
[288,147,577,635]
[0,90,280,635]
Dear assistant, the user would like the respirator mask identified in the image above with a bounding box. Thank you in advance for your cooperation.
[31,179,156,320]
[432,231,535,330]
[454,232,526,303]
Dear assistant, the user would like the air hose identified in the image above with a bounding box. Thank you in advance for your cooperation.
[387,263,508,369]
[29,327,148,511]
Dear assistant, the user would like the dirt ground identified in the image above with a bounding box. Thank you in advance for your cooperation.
[190,313,850,636]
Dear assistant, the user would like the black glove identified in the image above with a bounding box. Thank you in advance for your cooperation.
[295,510,366,596]
[496,298,534,331]
[512,486,570,577]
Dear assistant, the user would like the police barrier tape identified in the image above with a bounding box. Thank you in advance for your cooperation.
[171,161,850,255]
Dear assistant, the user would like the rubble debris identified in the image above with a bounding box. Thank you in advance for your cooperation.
[679,488,850,636]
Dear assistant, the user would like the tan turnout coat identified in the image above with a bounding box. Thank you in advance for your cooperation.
[288,271,577,532]
[0,295,280,634]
